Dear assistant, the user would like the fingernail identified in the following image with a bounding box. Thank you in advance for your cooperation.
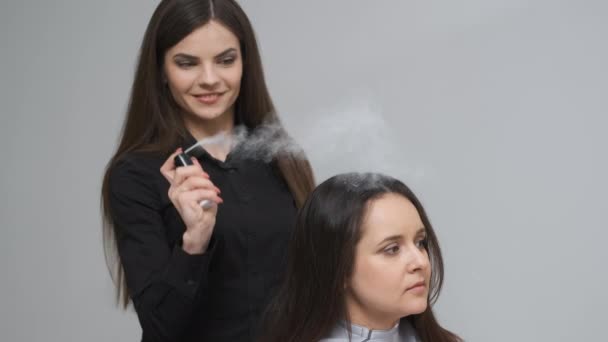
[215,187,221,193]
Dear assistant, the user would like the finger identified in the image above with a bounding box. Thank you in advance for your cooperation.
[174,164,209,186]
[178,189,223,208]
[190,157,211,180]
[191,157,206,173]
[170,176,217,205]
[177,176,218,193]
[160,148,183,184]
[190,189,223,205]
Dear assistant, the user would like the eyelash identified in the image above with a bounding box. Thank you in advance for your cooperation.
[219,57,236,65]
[384,245,400,255]
[383,238,428,256]
[176,61,195,69]
[175,57,236,69]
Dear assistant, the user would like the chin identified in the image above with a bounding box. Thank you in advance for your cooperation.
[400,299,428,317]
[196,111,225,120]
[190,107,229,121]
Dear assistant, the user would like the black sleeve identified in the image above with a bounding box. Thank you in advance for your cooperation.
[108,157,214,342]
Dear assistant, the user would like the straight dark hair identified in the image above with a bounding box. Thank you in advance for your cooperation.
[101,0,315,308]
[260,173,461,342]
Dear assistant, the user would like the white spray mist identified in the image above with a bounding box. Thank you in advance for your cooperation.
[189,97,431,189]
[291,98,432,187]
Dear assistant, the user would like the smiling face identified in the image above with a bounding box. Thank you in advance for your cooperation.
[163,19,243,129]
[345,193,431,329]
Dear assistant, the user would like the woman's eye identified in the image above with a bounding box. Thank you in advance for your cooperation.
[384,245,400,255]
[176,61,195,68]
[219,57,235,65]
[416,238,428,249]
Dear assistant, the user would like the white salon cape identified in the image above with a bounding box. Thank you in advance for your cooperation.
[319,320,420,342]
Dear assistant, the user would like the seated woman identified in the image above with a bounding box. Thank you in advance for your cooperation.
[260,173,461,342]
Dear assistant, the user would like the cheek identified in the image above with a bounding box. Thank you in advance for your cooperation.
[422,253,432,283]
[168,71,197,94]
[226,64,243,89]
[351,258,404,297]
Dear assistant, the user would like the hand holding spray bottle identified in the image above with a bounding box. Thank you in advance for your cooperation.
[173,131,232,209]
[174,142,215,209]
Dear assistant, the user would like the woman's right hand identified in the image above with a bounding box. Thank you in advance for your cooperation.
[160,148,223,254]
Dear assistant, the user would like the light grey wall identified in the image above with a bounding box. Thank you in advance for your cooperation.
[1,0,607,341]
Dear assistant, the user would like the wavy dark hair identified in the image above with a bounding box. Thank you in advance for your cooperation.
[101,0,315,308]
[260,173,461,342]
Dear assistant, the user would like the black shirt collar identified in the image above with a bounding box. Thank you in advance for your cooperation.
[180,130,240,170]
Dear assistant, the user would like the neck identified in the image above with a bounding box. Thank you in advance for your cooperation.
[346,296,399,331]
[184,112,235,162]
[349,315,399,331]
[185,112,235,142]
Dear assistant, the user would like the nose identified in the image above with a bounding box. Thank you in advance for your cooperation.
[197,63,220,88]
[406,246,429,273]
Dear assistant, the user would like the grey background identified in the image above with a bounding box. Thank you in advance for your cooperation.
[1,0,607,341]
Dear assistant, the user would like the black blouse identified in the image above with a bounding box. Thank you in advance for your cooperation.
[108,137,297,341]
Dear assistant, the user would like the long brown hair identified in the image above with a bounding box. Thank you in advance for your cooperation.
[259,173,461,342]
[101,0,315,308]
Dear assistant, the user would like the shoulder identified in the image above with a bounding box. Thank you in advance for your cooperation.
[111,151,165,174]
[108,151,167,200]
[317,323,355,342]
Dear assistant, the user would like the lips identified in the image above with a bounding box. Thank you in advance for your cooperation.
[406,281,426,292]
[193,92,224,105]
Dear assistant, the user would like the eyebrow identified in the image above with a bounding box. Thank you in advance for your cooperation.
[376,227,426,246]
[172,48,238,61]
[377,235,403,246]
